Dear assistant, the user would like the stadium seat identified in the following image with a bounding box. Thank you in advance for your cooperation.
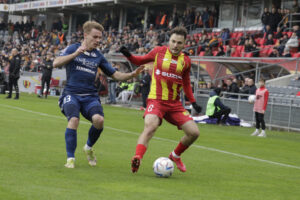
[199,51,205,56]
[287,32,293,38]
[236,45,245,54]
[244,52,253,57]
[213,51,218,56]
[292,52,300,57]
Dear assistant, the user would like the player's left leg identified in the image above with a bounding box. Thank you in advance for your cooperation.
[169,120,199,172]
[82,96,104,166]
[257,113,266,137]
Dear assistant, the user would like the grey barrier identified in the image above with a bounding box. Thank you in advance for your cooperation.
[195,90,300,132]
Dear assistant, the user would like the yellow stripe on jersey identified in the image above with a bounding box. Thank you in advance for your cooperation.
[148,54,158,99]
[172,83,178,100]
[161,80,169,100]
[162,49,172,71]
[176,54,185,73]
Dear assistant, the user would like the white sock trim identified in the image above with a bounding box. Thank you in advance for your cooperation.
[85,144,92,150]
[172,151,180,158]
[67,157,75,161]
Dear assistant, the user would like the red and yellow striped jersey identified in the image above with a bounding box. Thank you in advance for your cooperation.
[128,46,196,102]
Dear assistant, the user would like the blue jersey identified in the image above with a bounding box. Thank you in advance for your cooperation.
[59,43,116,95]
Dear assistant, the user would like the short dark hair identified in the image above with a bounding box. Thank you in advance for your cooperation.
[170,26,188,40]
[259,78,265,83]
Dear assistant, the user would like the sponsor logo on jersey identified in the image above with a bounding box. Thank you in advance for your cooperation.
[155,69,182,80]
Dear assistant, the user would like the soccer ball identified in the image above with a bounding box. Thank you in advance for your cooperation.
[153,157,174,178]
[248,95,256,103]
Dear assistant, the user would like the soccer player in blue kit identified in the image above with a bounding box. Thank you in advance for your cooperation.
[53,21,144,168]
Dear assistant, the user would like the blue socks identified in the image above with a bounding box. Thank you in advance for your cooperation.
[87,125,103,147]
[65,128,77,158]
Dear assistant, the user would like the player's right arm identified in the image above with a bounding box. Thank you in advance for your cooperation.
[53,44,86,68]
[119,46,157,65]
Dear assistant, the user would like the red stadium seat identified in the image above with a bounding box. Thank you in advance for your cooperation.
[213,51,218,56]
[236,32,244,38]
[244,52,253,57]
[199,51,205,56]
[236,45,245,53]
[292,52,300,57]
[287,32,293,38]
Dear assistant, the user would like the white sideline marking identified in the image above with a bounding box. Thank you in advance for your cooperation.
[1,103,300,170]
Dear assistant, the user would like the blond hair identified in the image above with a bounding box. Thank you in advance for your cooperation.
[83,21,104,34]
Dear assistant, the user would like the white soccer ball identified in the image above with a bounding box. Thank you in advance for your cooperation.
[248,95,256,103]
[153,157,174,178]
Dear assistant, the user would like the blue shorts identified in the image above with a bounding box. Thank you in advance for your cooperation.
[59,94,104,121]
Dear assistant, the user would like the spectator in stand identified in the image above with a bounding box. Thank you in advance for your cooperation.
[264,25,273,38]
[248,78,257,95]
[202,7,210,28]
[216,46,225,56]
[264,34,275,45]
[208,34,219,48]
[240,77,250,96]
[274,27,283,39]
[221,80,228,91]
[261,8,270,32]
[285,32,298,51]
[277,34,289,54]
[269,7,280,32]
[293,25,300,38]
[226,78,239,98]
[204,46,213,56]
[220,28,230,45]
[269,47,280,57]
[194,11,203,29]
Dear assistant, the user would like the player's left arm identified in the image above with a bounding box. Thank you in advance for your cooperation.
[99,55,144,81]
[182,58,202,113]
[263,90,269,112]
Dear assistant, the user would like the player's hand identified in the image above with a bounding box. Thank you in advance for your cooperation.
[119,46,132,57]
[131,65,145,77]
[74,44,86,56]
[192,102,202,113]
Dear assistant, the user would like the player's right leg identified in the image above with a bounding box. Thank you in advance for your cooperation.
[132,114,160,173]
[59,94,80,168]
[251,112,260,136]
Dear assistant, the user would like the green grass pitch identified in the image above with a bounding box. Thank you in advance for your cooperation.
[0,93,300,200]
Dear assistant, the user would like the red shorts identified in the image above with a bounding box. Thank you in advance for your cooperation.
[144,99,193,129]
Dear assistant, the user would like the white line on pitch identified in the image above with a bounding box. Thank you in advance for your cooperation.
[1,103,300,170]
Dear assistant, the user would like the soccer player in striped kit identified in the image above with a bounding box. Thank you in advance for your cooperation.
[251,79,269,137]
[120,27,202,173]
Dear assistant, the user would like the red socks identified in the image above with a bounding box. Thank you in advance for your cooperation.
[135,142,188,158]
[174,142,188,157]
[135,144,147,158]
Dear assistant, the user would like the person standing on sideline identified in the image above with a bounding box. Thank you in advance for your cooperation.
[53,21,144,168]
[38,52,53,98]
[206,88,231,125]
[251,79,269,137]
[120,26,202,173]
[140,68,151,110]
[6,48,21,100]
[107,63,119,104]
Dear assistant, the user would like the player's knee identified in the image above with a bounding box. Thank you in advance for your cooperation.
[190,129,200,138]
[68,117,79,129]
[92,115,104,129]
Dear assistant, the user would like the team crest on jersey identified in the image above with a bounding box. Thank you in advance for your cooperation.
[155,69,161,75]
[23,80,31,88]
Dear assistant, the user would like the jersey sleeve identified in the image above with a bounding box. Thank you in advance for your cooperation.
[99,55,116,77]
[59,44,78,56]
[127,46,159,65]
[182,57,196,103]
[263,90,269,111]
